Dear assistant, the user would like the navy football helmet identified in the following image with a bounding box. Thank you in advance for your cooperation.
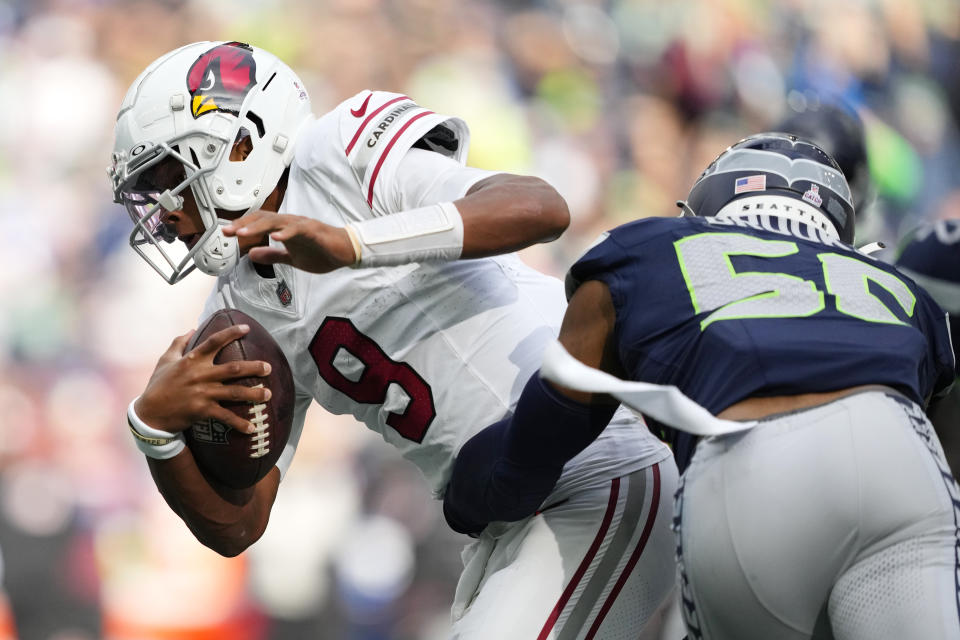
[896,219,960,368]
[684,133,856,243]
[775,104,869,211]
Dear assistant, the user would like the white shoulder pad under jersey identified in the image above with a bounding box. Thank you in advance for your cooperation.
[290,90,470,223]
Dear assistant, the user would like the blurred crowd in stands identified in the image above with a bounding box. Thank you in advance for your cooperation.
[0,0,958,638]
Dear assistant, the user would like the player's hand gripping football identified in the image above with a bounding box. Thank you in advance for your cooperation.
[135,325,272,434]
[223,210,357,273]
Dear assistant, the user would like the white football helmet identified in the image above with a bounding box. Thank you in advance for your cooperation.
[109,41,314,283]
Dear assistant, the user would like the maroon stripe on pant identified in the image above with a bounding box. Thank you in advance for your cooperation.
[537,477,621,640]
[584,463,661,639]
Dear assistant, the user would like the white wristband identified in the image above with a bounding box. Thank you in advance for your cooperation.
[345,201,464,267]
[127,397,186,460]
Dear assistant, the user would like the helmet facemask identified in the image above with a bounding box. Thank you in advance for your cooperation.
[111,132,237,284]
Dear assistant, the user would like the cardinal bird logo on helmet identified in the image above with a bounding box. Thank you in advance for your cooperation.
[186,42,257,119]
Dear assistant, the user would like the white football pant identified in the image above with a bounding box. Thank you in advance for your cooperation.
[451,461,680,639]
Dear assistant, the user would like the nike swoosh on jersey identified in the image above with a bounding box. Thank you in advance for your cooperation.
[350,93,372,118]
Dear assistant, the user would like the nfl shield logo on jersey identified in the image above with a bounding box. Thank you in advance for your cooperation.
[276,279,293,306]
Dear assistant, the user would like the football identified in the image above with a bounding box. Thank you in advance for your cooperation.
[185,309,295,490]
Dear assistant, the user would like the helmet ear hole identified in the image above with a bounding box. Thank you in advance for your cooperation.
[229,129,254,163]
[245,112,265,138]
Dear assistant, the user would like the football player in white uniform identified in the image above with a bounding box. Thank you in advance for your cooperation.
[110,41,678,638]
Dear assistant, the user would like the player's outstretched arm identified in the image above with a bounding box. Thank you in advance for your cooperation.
[222,165,569,272]
[443,280,620,534]
[131,326,278,557]
[453,173,570,259]
[147,456,279,557]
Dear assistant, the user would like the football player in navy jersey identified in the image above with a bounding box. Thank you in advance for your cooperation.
[642,104,875,476]
[896,219,960,475]
[445,133,959,640]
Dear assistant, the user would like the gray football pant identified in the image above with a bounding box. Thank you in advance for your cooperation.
[676,390,960,640]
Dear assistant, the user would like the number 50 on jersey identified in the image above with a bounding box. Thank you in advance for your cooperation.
[675,233,915,329]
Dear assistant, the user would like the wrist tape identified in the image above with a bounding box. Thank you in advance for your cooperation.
[345,201,464,267]
[127,397,186,460]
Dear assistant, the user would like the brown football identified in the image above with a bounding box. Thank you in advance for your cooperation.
[185,309,295,490]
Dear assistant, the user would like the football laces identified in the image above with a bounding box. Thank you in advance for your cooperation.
[248,384,271,458]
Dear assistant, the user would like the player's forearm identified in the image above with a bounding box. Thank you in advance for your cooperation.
[456,174,570,258]
[147,453,278,557]
[443,373,617,535]
[248,172,569,271]
[443,416,562,535]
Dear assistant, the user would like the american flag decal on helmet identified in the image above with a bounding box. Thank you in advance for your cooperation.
[734,175,766,194]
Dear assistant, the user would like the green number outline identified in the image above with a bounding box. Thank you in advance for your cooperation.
[818,253,916,325]
[674,233,825,330]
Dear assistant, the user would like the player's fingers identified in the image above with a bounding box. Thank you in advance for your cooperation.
[159,330,196,362]
[221,210,276,237]
[227,214,288,238]
[175,329,197,353]
[247,246,292,265]
[207,360,272,381]
[191,324,250,359]
[208,383,273,405]
[268,225,299,242]
[205,403,256,433]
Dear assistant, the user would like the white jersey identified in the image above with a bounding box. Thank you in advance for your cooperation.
[201,91,668,496]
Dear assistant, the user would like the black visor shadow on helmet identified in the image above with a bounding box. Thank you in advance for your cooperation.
[684,135,857,243]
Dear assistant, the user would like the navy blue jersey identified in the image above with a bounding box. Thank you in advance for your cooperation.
[896,220,960,375]
[568,215,955,421]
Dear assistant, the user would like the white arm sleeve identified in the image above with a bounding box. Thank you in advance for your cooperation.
[345,149,500,266]
[393,148,499,210]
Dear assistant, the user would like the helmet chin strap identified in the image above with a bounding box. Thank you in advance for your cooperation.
[194,224,239,276]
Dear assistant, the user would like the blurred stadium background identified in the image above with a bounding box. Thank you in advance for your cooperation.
[0,0,958,638]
